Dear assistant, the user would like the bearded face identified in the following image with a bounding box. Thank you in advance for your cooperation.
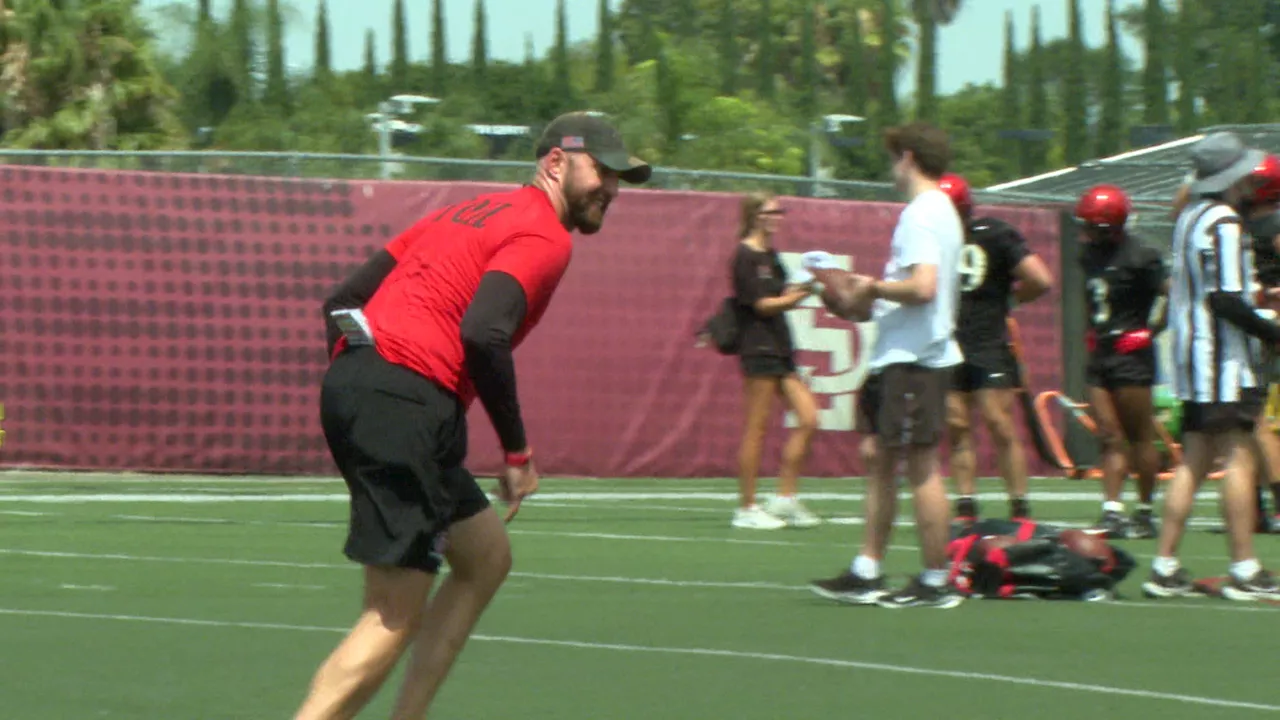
[563,154,617,235]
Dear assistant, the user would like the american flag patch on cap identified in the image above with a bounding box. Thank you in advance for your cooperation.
[561,135,585,149]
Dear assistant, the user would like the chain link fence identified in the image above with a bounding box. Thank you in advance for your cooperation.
[0,149,1035,207]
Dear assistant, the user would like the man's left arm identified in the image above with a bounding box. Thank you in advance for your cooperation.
[462,234,572,460]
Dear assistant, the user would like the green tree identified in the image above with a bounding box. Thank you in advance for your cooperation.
[596,0,615,93]
[1095,0,1124,157]
[391,0,408,91]
[717,0,736,96]
[797,0,817,119]
[264,0,287,112]
[1000,12,1024,175]
[1062,0,1088,165]
[1140,0,1168,125]
[553,0,572,107]
[1027,6,1049,172]
[757,0,774,99]
[877,0,900,126]
[472,0,488,85]
[0,0,186,149]
[314,0,330,84]
[914,0,937,121]
[431,0,447,95]
[843,8,868,114]
[655,36,684,153]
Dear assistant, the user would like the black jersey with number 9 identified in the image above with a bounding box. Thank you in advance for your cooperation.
[956,217,1030,355]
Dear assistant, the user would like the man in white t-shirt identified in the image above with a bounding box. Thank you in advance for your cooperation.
[809,121,966,609]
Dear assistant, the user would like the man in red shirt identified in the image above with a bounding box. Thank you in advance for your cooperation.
[294,111,650,720]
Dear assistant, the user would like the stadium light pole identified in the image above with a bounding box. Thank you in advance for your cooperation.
[367,95,440,180]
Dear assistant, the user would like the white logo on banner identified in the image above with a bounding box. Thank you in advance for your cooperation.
[777,251,874,432]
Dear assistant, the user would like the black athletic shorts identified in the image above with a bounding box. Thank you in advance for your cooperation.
[951,346,1018,393]
[320,346,490,574]
[740,354,797,378]
[1086,349,1156,389]
[1182,388,1268,435]
[856,363,953,448]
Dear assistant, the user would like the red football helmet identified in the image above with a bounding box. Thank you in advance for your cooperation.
[1252,154,1280,206]
[938,173,973,218]
[1075,184,1131,229]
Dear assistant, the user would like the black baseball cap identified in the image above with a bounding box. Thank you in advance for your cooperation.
[535,111,652,185]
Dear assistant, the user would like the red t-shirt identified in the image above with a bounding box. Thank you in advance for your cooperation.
[362,185,573,406]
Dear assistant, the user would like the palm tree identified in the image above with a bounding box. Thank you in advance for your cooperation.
[0,0,185,149]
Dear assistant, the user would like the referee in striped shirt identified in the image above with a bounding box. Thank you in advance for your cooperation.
[1143,132,1280,601]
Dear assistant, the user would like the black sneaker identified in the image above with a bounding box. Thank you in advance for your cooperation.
[954,497,978,526]
[809,571,887,605]
[1009,497,1031,521]
[1141,568,1197,599]
[1221,568,1280,602]
[1129,508,1159,539]
[1092,510,1130,540]
[876,576,964,609]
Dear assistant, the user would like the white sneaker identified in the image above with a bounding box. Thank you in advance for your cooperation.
[731,505,788,530]
[765,495,823,528]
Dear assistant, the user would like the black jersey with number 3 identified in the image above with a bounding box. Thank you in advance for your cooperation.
[956,217,1030,354]
[1080,234,1166,344]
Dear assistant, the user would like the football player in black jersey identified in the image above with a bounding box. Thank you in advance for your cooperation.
[1238,155,1280,532]
[1077,184,1170,539]
[938,174,1053,524]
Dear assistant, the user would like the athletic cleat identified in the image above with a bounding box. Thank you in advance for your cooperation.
[876,576,964,609]
[764,495,822,528]
[1128,509,1159,539]
[1091,510,1130,540]
[1141,568,1197,599]
[1009,497,1031,521]
[809,571,887,605]
[730,505,787,530]
[1221,569,1280,602]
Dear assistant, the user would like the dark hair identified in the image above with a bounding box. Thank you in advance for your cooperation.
[883,122,951,179]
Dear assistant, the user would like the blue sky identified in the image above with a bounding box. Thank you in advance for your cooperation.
[143,0,1147,97]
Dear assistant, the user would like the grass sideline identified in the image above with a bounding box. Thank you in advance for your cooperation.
[0,473,1277,719]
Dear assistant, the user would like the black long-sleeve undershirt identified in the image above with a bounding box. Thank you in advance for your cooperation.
[1208,291,1280,343]
[322,250,397,354]
[460,272,529,453]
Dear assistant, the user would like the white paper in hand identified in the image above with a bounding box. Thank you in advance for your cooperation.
[331,308,375,346]
[801,251,843,271]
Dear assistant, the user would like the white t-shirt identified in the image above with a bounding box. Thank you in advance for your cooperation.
[868,188,965,371]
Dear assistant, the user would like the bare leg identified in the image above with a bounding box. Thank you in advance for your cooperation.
[777,375,819,497]
[860,436,898,561]
[1219,433,1260,564]
[294,567,436,720]
[1089,386,1129,505]
[388,508,513,720]
[976,388,1029,511]
[1155,432,1219,559]
[1114,386,1159,505]
[906,444,951,572]
[946,391,978,506]
[737,377,778,508]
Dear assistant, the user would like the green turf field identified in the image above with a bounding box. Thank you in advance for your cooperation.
[1,471,1278,719]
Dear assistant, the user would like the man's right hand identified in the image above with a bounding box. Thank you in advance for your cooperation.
[496,452,539,523]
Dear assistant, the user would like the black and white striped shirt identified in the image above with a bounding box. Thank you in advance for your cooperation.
[1169,199,1262,403]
